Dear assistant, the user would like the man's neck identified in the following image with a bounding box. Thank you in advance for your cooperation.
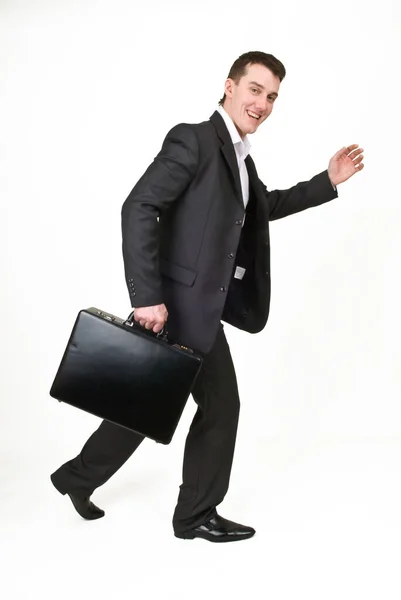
[221,104,245,140]
[217,104,246,143]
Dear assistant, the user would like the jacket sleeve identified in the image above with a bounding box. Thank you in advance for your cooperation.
[261,170,338,221]
[121,123,199,307]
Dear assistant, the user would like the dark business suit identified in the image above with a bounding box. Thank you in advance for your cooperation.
[51,111,337,533]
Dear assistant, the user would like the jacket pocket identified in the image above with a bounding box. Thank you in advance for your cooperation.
[159,258,198,287]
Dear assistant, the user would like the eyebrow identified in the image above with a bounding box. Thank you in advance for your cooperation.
[249,81,279,97]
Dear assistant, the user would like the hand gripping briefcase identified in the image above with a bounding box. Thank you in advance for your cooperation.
[50,307,203,444]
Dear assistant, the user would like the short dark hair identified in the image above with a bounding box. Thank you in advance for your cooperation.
[218,51,286,106]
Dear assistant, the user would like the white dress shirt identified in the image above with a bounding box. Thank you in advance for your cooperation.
[216,105,251,209]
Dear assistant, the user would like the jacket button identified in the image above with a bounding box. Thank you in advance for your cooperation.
[235,219,242,226]
[228,253,234,259]
[220,286,227,292]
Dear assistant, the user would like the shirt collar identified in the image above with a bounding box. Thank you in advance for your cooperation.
[216,105,251,159]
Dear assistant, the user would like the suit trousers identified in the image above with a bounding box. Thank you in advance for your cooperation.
[50,323,241,533]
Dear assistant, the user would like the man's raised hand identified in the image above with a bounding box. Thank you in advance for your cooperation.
[328,144,364,186]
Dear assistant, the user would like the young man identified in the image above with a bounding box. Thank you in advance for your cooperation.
[51,51,364,543]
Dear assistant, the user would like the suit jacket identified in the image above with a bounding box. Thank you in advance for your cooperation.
[121,110,338,354]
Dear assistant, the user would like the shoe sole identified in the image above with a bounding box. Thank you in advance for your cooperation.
[174,531,255,542]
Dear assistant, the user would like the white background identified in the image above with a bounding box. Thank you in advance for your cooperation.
[1,0,400,598]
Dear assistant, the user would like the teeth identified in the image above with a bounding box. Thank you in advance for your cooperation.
[247,110,260,120]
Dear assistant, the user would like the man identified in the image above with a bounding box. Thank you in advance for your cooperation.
[51,51,364,543]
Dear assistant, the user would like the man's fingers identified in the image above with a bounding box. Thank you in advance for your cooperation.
[334,144,360,160]
[348,147,363,159]
[131,304,168,332]
[139,317,166,331]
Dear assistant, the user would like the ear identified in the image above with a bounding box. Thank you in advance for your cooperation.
[224,78,235,99]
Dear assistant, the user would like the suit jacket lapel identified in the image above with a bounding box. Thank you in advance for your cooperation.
[210,111,243,207]
[246,154,270,246]
[245,154,265,206]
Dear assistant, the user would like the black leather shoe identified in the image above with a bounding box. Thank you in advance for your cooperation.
[67,493,105,520]
[174,514,255,543]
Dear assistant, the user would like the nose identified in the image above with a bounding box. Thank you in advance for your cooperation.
[255,97,269,114]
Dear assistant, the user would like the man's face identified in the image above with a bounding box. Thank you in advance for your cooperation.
[223,63,281,138]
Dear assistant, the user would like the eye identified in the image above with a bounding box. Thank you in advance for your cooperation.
[267,96,276,103]
[251,87,259,93]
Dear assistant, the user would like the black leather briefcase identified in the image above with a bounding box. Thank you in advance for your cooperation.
[50,307,203,444]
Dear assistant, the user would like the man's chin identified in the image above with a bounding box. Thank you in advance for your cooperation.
[238,122,260,137]
[246,125,259,135]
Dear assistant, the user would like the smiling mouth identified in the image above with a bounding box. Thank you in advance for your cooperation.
[247,110,261,120]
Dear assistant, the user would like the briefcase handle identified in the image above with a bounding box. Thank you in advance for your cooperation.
[124,310,169,342]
